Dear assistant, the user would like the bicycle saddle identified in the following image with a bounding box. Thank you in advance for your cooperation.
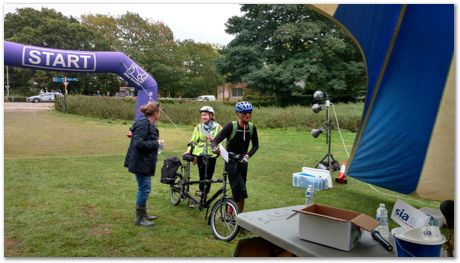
[182,153,195,161]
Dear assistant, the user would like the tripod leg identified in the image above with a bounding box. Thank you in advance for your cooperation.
[316,154,337,171]
[315,154,328,169]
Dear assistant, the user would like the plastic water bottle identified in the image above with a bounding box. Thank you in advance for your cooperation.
[376,203,390,240]
[158,141,165,154]
[305,185,314,206]
[322,177,328,190]
[318,176,327,190]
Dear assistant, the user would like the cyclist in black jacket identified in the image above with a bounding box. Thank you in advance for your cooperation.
[212,101,259,212]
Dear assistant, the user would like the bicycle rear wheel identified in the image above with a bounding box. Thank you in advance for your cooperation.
[209,198,240,242]
[169,175,184,206]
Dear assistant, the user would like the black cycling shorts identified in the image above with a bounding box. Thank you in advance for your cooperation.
[225,160,248,201]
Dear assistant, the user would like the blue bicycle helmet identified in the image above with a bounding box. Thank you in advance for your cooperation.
[235,101,253,113]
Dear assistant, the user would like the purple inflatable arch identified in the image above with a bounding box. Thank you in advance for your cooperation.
[4,41,157,118]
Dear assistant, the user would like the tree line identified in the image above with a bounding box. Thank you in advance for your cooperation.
[217,5,367,105]
[5,5,366,104]
[4,8,223,98]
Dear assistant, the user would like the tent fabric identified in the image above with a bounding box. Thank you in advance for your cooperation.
[4,41,157,118]
[312,4,338,16]
[334,5,403,115]
[417,60,454,200]
[342,5,454,194]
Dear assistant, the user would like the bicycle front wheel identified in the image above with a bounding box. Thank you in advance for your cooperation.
[209,198,240,242]
[169,175,184,206]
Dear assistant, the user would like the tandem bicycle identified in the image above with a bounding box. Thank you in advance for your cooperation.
[167,152,243,242]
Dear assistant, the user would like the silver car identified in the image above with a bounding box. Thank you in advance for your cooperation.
[197,95,216,101]
[27,92,62,103]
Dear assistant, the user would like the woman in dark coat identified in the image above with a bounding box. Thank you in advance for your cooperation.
[124,101,163,227]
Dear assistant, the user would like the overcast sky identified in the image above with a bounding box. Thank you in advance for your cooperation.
[3,3,243,46]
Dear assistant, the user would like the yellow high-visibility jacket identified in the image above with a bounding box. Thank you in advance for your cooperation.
[188,121,223,157]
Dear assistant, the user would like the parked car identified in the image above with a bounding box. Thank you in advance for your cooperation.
[27,92,63,103]
[197,95,216,101]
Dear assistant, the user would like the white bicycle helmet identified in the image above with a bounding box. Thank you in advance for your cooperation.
[199,106,214,116]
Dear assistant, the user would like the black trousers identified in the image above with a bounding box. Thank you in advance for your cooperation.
[225,160,248,201]
[197,156,217,194]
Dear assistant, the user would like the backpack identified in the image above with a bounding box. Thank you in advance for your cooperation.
[160,157,182,184]
[228,121,254,142]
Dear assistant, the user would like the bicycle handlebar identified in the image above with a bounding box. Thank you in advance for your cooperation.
[228,152,245,162]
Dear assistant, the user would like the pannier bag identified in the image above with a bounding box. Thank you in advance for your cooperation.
[160,156,182,184]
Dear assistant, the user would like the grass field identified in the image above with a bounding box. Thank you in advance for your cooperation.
[4,110,440,257]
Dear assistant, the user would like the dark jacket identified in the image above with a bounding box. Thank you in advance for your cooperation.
[124,116,160,176]
[212,121,259,157]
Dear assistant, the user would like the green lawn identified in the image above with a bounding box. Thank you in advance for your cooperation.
[4,110,439,256]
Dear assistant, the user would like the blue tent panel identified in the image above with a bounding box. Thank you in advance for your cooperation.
[347,5,454,194]
[334,4,403,115]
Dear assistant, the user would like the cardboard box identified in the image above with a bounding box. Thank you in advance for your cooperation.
[295,204,379,251]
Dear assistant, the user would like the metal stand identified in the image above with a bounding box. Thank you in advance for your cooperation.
[315,100,339,172]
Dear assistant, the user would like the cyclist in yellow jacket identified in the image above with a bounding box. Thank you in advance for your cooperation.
[186,106,223,196]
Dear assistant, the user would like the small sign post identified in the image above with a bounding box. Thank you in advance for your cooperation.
[53,76,78,111]
[64,76,69,96]
[53,76,78,96]
[6,66,10,98]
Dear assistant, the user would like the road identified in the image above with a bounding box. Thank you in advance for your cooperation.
[4,102,54,112]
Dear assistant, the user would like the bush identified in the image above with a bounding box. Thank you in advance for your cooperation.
[4,96,27,102]
[55,95,136,120]
[56,95,364,132]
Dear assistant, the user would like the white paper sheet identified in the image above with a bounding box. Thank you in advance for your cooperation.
[219,144,229,163]
[391,199,430,229]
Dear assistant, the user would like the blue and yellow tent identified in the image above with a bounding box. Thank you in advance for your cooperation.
[313,4,454,200]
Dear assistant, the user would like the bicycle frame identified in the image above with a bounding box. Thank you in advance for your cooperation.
[178,158,230,220]
[169,151,243,241]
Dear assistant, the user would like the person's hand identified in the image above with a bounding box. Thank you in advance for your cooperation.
[207,135,213,142]
[242,154,249,164]
[212,146,220,155]
[158,139,165,149]
[127,130,133,138]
